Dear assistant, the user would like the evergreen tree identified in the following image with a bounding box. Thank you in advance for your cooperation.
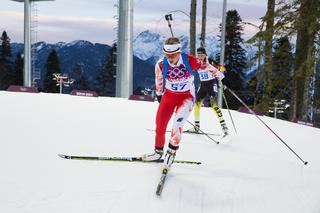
[270,36,294,119]
[42,49,61,93]
[271,36,293,101]
[314,63,320,127]
[314,65,320,108]
[269,0,320,119]
[244,22,265,107]
[0,31,13,89]
[315,34,320,112]
[13,52,23,86]
[72,63,89,90]
[262,0,276,105]
[217,10,247,109]
[95,43,116,97]
[291,0,320,120]
[0,31,12,60]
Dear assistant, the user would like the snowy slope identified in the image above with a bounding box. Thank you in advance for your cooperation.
[0,91,320,213]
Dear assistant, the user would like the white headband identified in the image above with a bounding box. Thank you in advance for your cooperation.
[163,44,181,54]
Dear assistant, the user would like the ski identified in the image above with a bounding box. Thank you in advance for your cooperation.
[156,167,169,196]
[58,154,201,165]
[146,128,220,136]
[183,128,221,136]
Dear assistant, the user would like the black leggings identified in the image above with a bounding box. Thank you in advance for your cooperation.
[196,79,218,103]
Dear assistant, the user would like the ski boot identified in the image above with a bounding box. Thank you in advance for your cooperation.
[186,121,200,133]
[222,125,229,137]
[162,148,176,171]
[194,121,200,133]
[141,148,163,162]
[220,124,232,143]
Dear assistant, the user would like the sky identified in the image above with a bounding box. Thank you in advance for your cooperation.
[0,0,266,44]
[0,91,320,212]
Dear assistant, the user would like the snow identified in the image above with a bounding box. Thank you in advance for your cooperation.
[1,91,320,213]
[35,42,46,51]
[55,42,67,49]
[66,40,93,47]
[133,30,165,61]
[133,30,221,61]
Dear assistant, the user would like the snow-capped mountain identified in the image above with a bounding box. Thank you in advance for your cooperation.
[133,30,165,61]
[133,30,260,80]
[10,40,155,91]
[133,30,221,63]
[8,30,261,92]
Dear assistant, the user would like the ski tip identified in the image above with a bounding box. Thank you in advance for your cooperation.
[58,154,68,159]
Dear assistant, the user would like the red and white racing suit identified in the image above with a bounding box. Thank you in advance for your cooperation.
[154,54,201,150]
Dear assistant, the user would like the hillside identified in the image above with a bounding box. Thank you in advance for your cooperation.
[0,91,320,213]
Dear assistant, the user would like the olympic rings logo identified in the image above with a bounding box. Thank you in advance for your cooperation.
[167,67,188,79]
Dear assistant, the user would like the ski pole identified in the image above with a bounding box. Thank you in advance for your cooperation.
[222,92,238,134]
[186,120,220,144]
[224,85,308,165]
[165,14,174,37]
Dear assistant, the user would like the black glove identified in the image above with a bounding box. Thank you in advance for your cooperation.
[221,78,227,88]
[156,95,162,103]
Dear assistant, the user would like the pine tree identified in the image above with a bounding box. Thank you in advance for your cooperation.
[0,31,12,60]
[245,22,265,107]
[95,43,116,97]
[0,31,13,90]
[314,65,320,124]
[292,0,320,120]
[315,34,320,112]
[270,36,294,119]
[13,52,24,86]
[271,36,293,100]
[218,10,247,109]
[262,0,276,105]
[42,49,61,93]
[72,63,89,90]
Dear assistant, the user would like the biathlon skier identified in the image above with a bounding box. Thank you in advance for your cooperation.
[192,47,229,138]
[142,37,223,170]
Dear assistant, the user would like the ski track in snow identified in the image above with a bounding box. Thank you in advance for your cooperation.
[0,91,320,213]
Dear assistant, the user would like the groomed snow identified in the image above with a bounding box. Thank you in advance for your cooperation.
[0,91,319,213]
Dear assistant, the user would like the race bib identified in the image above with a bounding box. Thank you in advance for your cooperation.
[198,69,215,81]
[166,79,192,92]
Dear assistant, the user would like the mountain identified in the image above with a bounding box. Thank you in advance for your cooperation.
[133,30,221,65]
[132,30,165,62]
[8,30,261,93]
[10,40,155,91]
[133,30,259,79]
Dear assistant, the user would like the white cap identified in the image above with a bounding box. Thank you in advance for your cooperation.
[163,43,181,54]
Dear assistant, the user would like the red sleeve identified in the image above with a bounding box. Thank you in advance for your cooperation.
[187,54,201,71]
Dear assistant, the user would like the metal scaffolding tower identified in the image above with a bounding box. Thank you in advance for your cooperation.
[11,0,55,87]
[31,2,40,87]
